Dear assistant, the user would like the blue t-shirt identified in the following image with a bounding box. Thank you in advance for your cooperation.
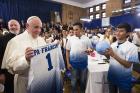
[108,41,139,90]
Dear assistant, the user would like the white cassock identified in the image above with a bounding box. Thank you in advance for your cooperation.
[1,31,46,93]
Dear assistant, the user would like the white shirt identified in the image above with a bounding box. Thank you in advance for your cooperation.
[108,41,139,88]
[66,35,92,69]
[66,35,92,52]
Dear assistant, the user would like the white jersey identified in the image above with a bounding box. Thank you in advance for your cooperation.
[108,41,139,90]
[28,43,65,93]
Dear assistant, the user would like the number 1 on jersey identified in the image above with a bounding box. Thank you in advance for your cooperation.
[46,53,53,71]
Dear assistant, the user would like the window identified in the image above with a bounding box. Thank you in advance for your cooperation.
[89,7,93,13]
[95,13,100,19]
[95,5,100,11]
[90,15,94,19]
[102,3,106,9]
[102,12,106,17]
[124,0,131,4]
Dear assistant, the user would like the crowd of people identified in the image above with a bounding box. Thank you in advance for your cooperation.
[0,16,140,93]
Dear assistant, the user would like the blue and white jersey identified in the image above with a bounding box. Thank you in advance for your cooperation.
[28,43,65,93]
[66,35,92,69]
[108,41,139,90]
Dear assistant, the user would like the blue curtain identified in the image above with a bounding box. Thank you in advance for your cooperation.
[110,14,140,28]
[84,19,101,29]
[133,15,140,28]
[83,22,91,30]
[110,14,136,29]
[0,0,62,23]
[90,19,101,29]
[84,14,140,29]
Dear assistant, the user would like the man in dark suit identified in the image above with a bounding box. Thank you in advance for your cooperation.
[0,19,20,93]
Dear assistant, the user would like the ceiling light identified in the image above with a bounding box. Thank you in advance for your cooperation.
[80,18,91,22]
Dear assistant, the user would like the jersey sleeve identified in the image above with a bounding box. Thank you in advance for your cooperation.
[126,45,139,63]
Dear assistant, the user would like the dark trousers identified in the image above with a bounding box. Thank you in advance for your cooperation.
[4,70,14,93]
[138,52,140,62]
[109,83,131,93]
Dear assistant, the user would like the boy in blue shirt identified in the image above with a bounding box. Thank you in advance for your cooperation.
[105,23,139,93]
[66,23,92,93]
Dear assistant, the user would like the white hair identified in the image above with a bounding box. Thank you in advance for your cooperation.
[8,19,20,26]
[8,19,20,34]
[26,16,41,24]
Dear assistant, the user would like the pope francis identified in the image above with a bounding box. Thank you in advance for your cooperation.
[1,16,46,93]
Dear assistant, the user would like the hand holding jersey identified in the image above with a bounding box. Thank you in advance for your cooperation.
[25,47,34,63]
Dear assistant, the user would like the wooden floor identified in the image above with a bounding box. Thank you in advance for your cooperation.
[62,72,81,93]
[63,79,72,93]
[63,78,81,93]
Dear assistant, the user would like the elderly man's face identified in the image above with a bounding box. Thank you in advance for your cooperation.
[8,20,20,34]
[28,19,42,38]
